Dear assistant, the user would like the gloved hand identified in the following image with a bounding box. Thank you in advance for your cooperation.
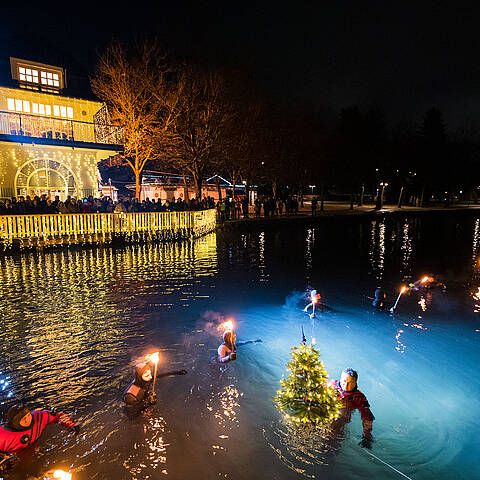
[0,453,18,471]
[69,424,81,436]
[229,352,237,361]
[358,435,373,450]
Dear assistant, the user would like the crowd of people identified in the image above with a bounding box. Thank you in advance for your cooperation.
[0,193,310,221]
[0,194,216,215]
[216,195,302,221]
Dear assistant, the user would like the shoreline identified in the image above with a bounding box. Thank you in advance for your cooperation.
[216,203,480,232]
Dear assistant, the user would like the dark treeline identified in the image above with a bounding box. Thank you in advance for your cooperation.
[93,40,480,206]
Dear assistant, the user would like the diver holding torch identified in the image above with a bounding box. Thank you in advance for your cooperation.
[217,318,261,363]
[218,320,237,363]
[304,290,322,318]
[123,352,187,418]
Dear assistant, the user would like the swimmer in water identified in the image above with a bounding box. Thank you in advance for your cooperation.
[303,289,321,318]
[372,286,387,310]
[123,362,187,418]
[329,368,375,449]
[218,330,237,363]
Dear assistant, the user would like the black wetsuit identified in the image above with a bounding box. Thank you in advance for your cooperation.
[123,368,153,418]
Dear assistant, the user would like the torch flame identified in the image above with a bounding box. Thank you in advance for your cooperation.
[421,276,433,284]
[401,286,407,294]
[218,319,234,332]
[147,352,160,364]
[53,470,72,480]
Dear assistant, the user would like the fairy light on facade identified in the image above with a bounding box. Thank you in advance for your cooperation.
[0,56,122,201]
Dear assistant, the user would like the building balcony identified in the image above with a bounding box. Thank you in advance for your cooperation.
[0,111,123,149]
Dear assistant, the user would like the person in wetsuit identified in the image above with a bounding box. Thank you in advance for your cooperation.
[304,290,322,318]
[123,362,187,418]
[372,287,387,309]
[329,368,375,449]
[218,331,237,363]
[0,404,79,470]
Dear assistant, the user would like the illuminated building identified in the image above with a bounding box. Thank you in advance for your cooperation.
[0,57,122,200]
[132,171,247,202]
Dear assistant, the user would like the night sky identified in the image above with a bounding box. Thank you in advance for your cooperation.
[2,2,480,129]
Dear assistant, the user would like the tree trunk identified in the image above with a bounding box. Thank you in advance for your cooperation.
[135,169,141,200]
[231,175,236,199]
[183,174,189,201]
[397,186,404,208]
[216,177,222,201]
[420,185,425,207]
[358,184,364,206]
[195,175,203,199]
[245,180,251,205]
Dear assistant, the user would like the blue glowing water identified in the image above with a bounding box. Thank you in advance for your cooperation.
[0,213,479,479]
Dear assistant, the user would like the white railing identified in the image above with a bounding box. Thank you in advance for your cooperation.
[0,209,216,248]
[0,111,123,145]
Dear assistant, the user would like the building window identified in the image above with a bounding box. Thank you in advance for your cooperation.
[18,67,39,84]
[53,105,74,119]
[40,71,60,87]
[7,98,15,111]
[32,103,52,116]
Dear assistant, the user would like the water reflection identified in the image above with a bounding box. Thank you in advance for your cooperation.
[400,219,414,279]
[258,232,269,282]
[0,235,218,477]
[305,228,314,281]
[369,220,386,280]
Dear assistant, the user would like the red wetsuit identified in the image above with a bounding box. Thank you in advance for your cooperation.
[329,380,374,436]
[0,410,75,455]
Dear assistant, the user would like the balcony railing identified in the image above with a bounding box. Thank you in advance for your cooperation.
[0,111,123,146]
[0,209,216,249]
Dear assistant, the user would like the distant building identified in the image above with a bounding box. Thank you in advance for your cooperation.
[0,56,122,200]
[128,171,247,202]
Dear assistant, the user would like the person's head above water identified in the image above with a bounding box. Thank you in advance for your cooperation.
[223,330,236,348]
[135,363,152,383]
[340,368,358,392]
[7,404,32,430]
[310,289,321,302]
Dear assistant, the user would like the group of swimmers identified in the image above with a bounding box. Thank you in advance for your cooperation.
[372,275,445,311]
[1,297,377,474]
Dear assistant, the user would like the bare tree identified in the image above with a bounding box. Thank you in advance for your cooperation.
[218,101,263,200]
[170,68,231,198]
[91,41,178,199]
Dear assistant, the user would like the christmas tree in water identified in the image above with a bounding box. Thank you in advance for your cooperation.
[275,339,342,424]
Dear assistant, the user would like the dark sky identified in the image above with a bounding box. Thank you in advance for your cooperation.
[2,1,480,129]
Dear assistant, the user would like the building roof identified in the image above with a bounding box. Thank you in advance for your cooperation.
[0,33,97,100]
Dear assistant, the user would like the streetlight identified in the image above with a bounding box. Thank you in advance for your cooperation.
[309,185,316,194]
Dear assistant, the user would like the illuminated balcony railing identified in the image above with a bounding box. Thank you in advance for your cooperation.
[0,209,216,249]
[0,111,123,146]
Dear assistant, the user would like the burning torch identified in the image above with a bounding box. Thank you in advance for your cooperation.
[219,318,236,358]
[46,470,72,480]
[390,286,407,313]
[146,351,160,397]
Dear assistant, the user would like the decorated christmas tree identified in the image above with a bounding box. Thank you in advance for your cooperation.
[275,339,342,424]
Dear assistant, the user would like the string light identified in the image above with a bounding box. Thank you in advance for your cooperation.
[275,342,342,424]
[0,209,216,248]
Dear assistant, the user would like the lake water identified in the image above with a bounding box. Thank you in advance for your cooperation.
[0,213,479,480]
